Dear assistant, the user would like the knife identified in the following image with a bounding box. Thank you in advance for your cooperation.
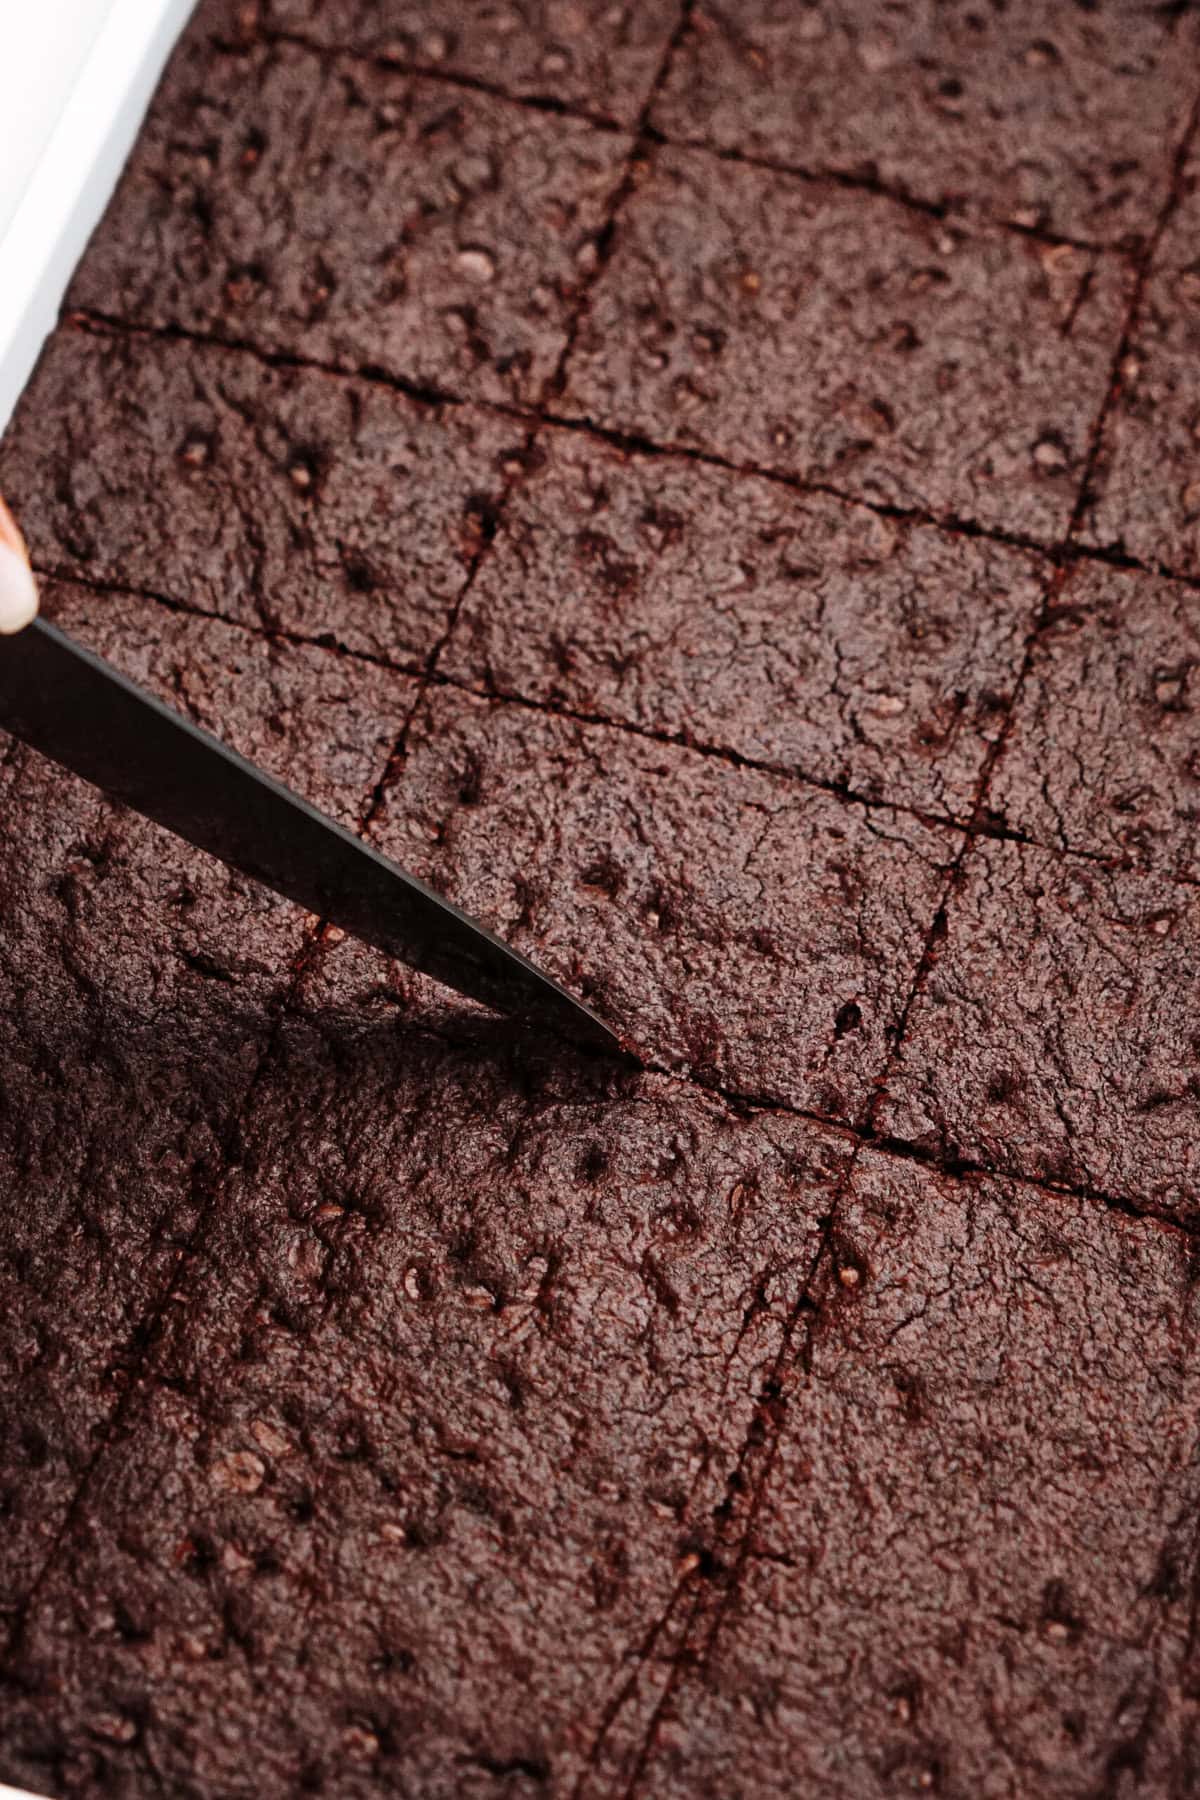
[0,529,620,1055]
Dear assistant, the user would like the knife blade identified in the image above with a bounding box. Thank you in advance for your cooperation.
[0,615,622,1055]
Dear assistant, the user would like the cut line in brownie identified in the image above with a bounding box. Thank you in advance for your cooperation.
[447,424,1050,817]
[561,145,1130,541]
[653,0,1200,248]
[315,684,963,1118]
[1078,161,1200,578]
[875,838,1200,1225]
[0,579,421,1631]
[218,0,682,127]
[0,1029,849,1797]
[987,559,1200,882]
[65,22,634,407]
[4,327,521,666]
[612,1149,1200,1798]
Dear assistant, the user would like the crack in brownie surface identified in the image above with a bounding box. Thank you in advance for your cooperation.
[64,23,634,407]
[562,147,1130,540]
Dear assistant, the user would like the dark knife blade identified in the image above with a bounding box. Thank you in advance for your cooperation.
[0,617,621,1054]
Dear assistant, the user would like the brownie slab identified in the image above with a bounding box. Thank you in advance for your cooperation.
[876,839,1200,1223]
[654,0,1200,247]
[616,1151,1200,1797]
[448,426,1048,815]
[66,26,633,406]
[235,0,681,126]
[346,685,960,1118]
[0,581,419,1636]
[563,148,1128,540]
[0,1030,848,1797]
[1079,172,1200,577]
[988,560,1200,880]
[4,327,518,664]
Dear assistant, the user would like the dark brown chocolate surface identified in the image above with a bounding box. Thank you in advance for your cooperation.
[989,560,1200,881]
[562,147,1130,540]
[608,1151,1200,1797]
[447,426,1048,815]
[1079,163,1200,576]
[3,0,1200,1792]
[232,0,681,125]
[654,0,1200,247]
[876,840,1200,1226]
[65,24,633,407]
[6,329,519,664]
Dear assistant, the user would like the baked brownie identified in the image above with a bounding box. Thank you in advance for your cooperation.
[875,838,1200,1225]
[0,577,419,1637]
[601,1150,1200,1797]
[227,0,682,126]
[5,329,518,665]
[342,683,960,1117]
[562,147,1129,540]
[65,24,633,407]
[0,1030,849,1797]
[446,425,1049,816]
[654,0,1200,247]
[1079,163,1200,577]
[988,559,1200,880]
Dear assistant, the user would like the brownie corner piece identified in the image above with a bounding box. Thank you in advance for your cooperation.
[561,145,1128,540]
[63,23,633,407]
[875,837,1200,1222]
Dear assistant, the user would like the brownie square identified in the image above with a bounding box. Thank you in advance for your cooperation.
[1079,170,1200,577]
[612,1151,1200,1797]
[65,27,633,406]
[447,425,1049,815]
[988,560,1200,880]
[4,328,518,664]
[346,685,960,1117]
[234,0,681,126]
[0,1030,848,1796]
[876,839,1200,1223]
[0,581,419,1629]
[562,147,1129,540]
[653,0,1199,247]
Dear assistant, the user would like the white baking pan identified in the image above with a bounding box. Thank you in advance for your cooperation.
[0,12,196,1792]
[0,0,194,435]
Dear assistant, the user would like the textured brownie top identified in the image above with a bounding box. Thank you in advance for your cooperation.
[1080,159,1200,577]
[66,26,632,407]
[618,1151,1200,1797]
[231,0,680,125]
[563,148,1128,540]
[989,560,1200,881]
[448,427,1048,816]
[876,840,1200,1226]
[7,330,519,664]
[654,0,1200,246]
[3,0,1200,1793]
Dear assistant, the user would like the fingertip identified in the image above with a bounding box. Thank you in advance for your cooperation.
[0,540,38,634]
